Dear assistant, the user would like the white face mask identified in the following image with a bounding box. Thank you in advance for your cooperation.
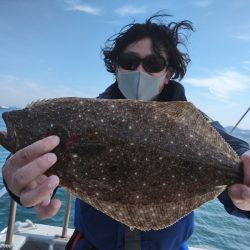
[117,69,167,101]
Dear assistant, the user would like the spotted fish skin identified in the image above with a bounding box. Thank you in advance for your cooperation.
[0,98,241,230]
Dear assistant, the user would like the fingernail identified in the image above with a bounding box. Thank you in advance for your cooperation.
[48,176,58,189]
[47,153,57,163]
[50,136,60,146]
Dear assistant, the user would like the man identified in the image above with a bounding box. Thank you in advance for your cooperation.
[2,14,250,250]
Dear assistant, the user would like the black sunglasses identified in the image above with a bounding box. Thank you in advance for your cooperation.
[117,52,168,73]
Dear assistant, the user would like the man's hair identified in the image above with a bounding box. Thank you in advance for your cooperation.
[102,13,194,80]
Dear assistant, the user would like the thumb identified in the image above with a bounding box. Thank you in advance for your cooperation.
[35,199,61,220]
[228,184,250,211]
[228,184,250,204]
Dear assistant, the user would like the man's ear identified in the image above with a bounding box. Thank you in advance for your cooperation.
[114,65,118,74]
[164,67,174,84]
[114,65,118,80]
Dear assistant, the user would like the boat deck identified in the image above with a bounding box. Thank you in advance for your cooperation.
[0,223,74,250]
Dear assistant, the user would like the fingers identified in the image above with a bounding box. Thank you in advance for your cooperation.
[27,175,48,190]
[2,135,62,220]
[228,151,250,211]
[228,184,250,211]
[11,153,57,195]
[8,135,60,171]
[2,136,60,197]
[20,175,59,207]
[241,152,250,186]
[35,199,62,220]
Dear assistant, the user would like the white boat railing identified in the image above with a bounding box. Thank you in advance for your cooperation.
[1,190,72,248]
[5,200,17,246]
[62,193,72,238]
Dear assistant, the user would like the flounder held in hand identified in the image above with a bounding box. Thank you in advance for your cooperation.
[0,98,241,230]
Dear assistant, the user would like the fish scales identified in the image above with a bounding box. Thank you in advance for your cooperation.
[0,98,241,230]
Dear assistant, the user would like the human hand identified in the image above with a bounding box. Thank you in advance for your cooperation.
[228,150,250,211]
[2,135,61,219]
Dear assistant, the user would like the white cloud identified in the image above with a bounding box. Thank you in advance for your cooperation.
[115,5,147,16]
[0,75,96,108]
[65,1,101,15]
[231,25,250,42]
[184,70,250,99]
[191,0,213,8]
[232,33,250,41]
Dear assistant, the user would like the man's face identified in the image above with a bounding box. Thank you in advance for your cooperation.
[116,37,171,93]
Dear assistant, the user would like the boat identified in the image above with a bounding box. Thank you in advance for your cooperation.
[0,187,208,250]
[0,222,73,250]
[0,189,73,250]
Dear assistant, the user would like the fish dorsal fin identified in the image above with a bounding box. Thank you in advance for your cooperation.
[26,99,48,109]
[188,102,239,160]
[25,97,91,109]
[25,98,138,110]
[156,101,239,161]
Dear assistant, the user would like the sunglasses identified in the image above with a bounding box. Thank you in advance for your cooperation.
[117,52,168,73]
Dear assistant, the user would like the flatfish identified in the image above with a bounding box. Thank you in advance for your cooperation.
[0,98,241,230]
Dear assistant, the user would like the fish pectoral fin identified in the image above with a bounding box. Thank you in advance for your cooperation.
[71,142,106,156]
[47,125,69,142]
[47,125,69,157]
[66,142,106,157]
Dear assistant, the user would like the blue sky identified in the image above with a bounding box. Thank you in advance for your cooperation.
[0,0,249,129]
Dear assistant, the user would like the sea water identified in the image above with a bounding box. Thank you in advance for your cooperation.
[0,108,250,250]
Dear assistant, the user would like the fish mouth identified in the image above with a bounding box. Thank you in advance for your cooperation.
[0,131,7,138]
[0,130,9,150]
[0,131,7,143]
[0,111,16,152]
